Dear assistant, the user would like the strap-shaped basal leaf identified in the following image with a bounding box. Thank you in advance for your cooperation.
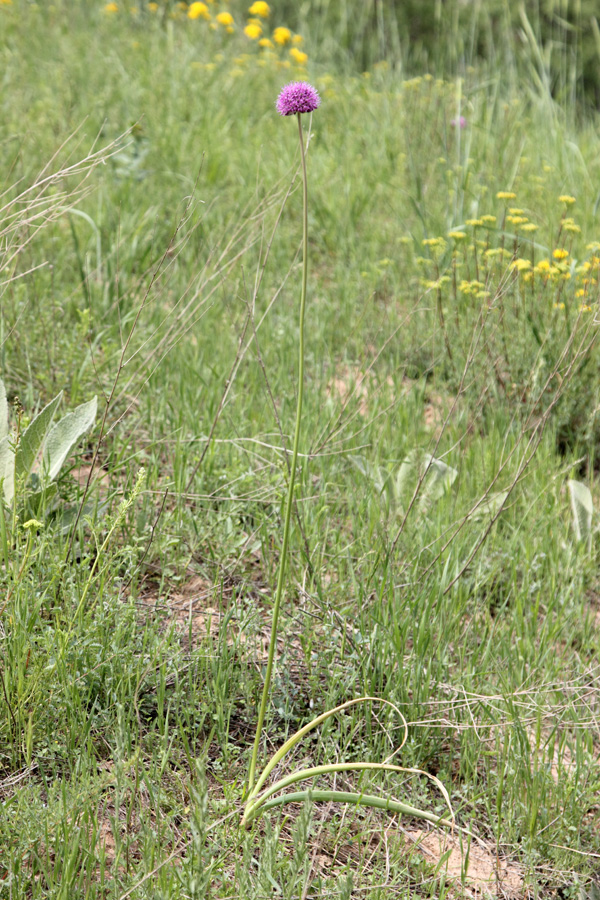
[14,392,63,486]
[0,378,8,443]
[568,479,593,545]
[242,698,460,834]
[0,434,15,505]
[41,396,97,482]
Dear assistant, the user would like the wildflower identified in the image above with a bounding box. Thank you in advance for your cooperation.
[450,116,466,128]
[520,223,538,232]
[276,81,320,116]
[290,47,308,65]
[480,215,496,225]
[496,191,516,200]
[558,195,576,205]
[259,37,274,48]
[188,1,210,18]
[553,248,569,260]
[511,258,531,272]
[104,1,118,10]
[579,304,592,312]
[459,280,484,294]
[448,231,467,240]
[563,221,581,234]
[553,302,565,310]
[586,242,600,252]
[244,21,262,38]
[248,1,269,16]
[506,215,527,225]
[216,10,234,25]
[292,34,304,45]
[148,1,158,9]
[423,277,450,290]
[273,26,292,45]
[465,219,483,227]
[508,208,524,215]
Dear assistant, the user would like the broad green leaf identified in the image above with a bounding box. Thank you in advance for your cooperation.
[568,479,593,544]
[0,378,8,443]
[467,490,510,523]
[395,450,457,510]
[41,396,97,482]
[0,433,15,505]
[14,392,62,484]
[419,455,458,505]
[350,455,388,496]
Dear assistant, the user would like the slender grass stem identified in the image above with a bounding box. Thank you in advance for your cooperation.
[247,113,309,794]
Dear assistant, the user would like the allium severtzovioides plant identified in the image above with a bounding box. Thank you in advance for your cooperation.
[242,83,460,836]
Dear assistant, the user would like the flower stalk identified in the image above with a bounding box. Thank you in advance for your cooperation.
[247,84,319,796]
[247,112,311,796]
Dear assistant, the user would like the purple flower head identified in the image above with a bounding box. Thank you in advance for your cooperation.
[450,115,467,129]
[276,82,321,116]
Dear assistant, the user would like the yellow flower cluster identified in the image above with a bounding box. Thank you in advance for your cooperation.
[177,2,310,66]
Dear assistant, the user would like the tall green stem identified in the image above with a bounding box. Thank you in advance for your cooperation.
[247,113,309,794]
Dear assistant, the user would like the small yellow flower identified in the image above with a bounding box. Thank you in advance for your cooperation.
[553,302,565,310]
[290,47,308,65]
[558,195,576,205]
[508,208,524,215]
[188,1,210,18]
[0,0,13,5]
[259,37,274,48]
[465,218,483,227]
[292,34,304,45]
[104,1,118,10]
[564,222,581,234]
[248,1,269,16]
[148,1,158,9]
[506,215,528,225]
[448,231,467,240]
[496,191,516,200]
[553,248,569,260]
[480,215,496,225]
[586,241,600,252]
[520,223,538,232]
[579,304,592,312]
[244,21,262,38]
[511,258,532,272]
[216,10,234,25]
[273,25,291,45]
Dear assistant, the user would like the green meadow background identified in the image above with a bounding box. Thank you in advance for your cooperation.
[1,0,600,896]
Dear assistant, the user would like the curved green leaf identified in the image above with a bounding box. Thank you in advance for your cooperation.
[568,479,593,545]
[0,433,15,505]
[41,396,97,482]
[15,392,62,484]
[0,378,8,443]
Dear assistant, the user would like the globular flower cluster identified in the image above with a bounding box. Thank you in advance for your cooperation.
[276,81,320,116]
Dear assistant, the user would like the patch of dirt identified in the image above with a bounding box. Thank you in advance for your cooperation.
[70,464,110,495]
[138,572,305,666]
[326,364,395,417]
[405,828,525,898]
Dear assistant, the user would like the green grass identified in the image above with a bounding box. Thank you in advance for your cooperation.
[1,1,600,897]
